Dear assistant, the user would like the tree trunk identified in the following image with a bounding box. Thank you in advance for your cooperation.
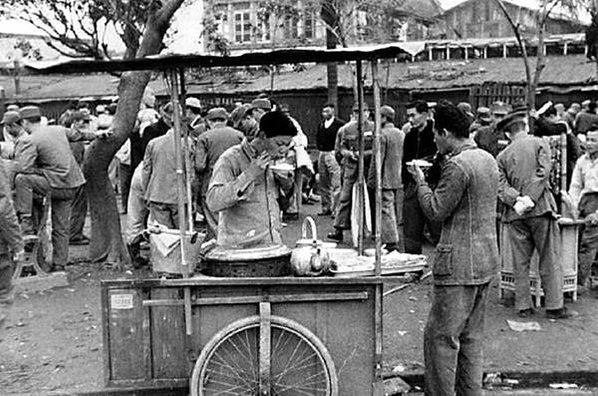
[83,0,186,266]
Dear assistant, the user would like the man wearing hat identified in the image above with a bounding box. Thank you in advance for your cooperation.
[574,100,598,135]
[230,103,258,139]
[469,106,492,135]
[195,107,244,238]
[367,105,404,251]
[185,97,206,135]
[13,105,85,272]
[327,102,374,242]
[473,101,511,158]
[247,98,271,124]
[207,111,296,249]
[496,108,572,319]
[0,111,26,160]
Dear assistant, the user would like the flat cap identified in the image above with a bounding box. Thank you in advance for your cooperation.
[20,105,41,120]
[6,104,19,112]
[185,97,202,110]
[477,106,492,121]
[250,98,271,111]
[380,105,395,120]
[496,107,527,131]
[206,107,229,121]
[0,111,21,125]
[491,101,510,115]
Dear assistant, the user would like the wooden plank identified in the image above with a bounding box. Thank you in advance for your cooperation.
[107,289,146,381]
[259,302,271,395]
[150,288,188,379]
[142,291,153,381]
[373,283,384,395]
[101,282,111,386]
[101,276,390,289]
[142,292,370,307]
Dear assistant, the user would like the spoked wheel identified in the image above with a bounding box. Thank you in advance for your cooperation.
[190,315,338,396]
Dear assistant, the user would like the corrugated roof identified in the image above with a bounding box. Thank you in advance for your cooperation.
[6,54,597,101]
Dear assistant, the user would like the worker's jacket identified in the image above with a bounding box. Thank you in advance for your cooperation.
[207,139,293,249]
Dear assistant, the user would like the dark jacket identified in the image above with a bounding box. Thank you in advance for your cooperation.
[402,119,439,186]
[131,118,169,170]
[417,142,499,286]
[316,117,345,152]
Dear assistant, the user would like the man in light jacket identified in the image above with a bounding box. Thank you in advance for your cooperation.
[408,101,499,395]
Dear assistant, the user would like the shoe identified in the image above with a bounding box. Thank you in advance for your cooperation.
[327,229,343,242]
[546,307,577,320]
[19,215,36,236]
[518,308,535,318]
[69,236,90,245]
[318,210,332,216]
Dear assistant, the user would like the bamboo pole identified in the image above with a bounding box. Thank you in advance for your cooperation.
[371,61,382,276]
[169,69,193,336]
[356,60,365,255]
[179,69,194,233]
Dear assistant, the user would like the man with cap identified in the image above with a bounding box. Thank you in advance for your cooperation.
[130,102,172,171]
[569,125,598,292]
[247,98,271,124]
[327,102,374,242]
[185,97,206,135]
[469,106,492,135]
[496,108,573,319]
[195,107,244,239]
[400,100,441,254]
[367,105,405,251]
[316,103,345,216]
[0,111,26,160]
[474,101,510,158]
[14,105,85,272]
[230,103,258,140]
[207,111,296,249]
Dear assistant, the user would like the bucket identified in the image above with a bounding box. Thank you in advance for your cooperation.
[149,228,205,274]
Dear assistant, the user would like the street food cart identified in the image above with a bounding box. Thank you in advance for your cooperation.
[30,44,418,395]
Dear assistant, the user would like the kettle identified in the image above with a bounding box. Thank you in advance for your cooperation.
[291,217,335,276]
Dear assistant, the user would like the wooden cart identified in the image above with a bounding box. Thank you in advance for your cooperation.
[31,44,415,395]
[102,276,389,395]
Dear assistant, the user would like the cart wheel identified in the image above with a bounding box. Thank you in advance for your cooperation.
[190,315,338,396]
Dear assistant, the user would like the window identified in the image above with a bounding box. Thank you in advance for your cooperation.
[258,12,271,42]
[304,11,315,39]
[284,15,299,40]
[234,11,251,43]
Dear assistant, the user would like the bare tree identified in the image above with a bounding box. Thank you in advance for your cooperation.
[494,0,586,110]
[2,0,188,267]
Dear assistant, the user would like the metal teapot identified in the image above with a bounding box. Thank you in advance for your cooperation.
[291,217,335,276]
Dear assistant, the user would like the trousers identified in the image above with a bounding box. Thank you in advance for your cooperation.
[69,184,87,240]
[577,193,598,286]
[403,183,441,254]
[149,202,182,229]
[126,167,148,245]
[505,215,563,311]
[318,151,341,213]
[333,166,357,229]
[14,173,77,266]
[424,282,490,396]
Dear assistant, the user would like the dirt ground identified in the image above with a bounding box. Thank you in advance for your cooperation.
[2,203,598,395]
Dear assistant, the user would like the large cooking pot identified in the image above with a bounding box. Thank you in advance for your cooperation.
[201,244,292,277]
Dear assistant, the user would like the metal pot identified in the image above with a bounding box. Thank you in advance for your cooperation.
[291,217,334,276]
[202,244,292,277]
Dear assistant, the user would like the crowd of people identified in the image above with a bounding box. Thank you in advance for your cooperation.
[2,90,598,393]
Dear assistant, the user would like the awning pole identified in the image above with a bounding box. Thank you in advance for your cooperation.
[356,60,365,256]
[179,68,194,233]
[169,69,193,335]
[372,60,382,276]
